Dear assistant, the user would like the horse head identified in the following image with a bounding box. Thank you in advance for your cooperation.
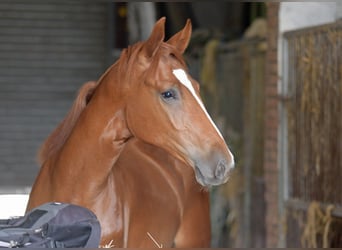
[96,17,234,186]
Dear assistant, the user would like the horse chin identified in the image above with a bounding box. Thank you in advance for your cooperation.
[194,166,230,187]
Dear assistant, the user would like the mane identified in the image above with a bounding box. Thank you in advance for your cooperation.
[120,42,187,79]
[38,81,98,164]
[118,42,144,77]
[160,43,187,68]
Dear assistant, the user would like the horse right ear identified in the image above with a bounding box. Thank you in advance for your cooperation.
[142,17,166,58]
[166,19,192,54]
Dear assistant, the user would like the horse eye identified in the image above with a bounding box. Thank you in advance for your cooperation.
[161,89,177,100]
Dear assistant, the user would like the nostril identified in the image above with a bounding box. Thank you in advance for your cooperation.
[215,160,228,179]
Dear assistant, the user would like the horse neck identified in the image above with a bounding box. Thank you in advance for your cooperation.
[118,139,198,199]
[50,77,130,194]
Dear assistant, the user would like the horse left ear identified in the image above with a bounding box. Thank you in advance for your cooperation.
[167,19,192,54]
[142,17,166,58]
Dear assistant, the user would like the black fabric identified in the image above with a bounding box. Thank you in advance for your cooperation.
[0,202,101,248]
[19,210,48,229]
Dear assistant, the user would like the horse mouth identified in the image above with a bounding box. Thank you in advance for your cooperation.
[194,166,230,187]
[194,166,207,186]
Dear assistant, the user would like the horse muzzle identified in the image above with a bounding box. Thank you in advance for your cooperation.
[193,151,235,187]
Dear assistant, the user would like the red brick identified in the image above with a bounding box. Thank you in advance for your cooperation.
[264,162,278,174]
[265,86,278,97]
[265,110,278,120]
[265,96,278,106]
[264,2,280,248]
[265,140,277,149]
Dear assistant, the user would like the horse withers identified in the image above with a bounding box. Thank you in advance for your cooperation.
[26,17,234,247]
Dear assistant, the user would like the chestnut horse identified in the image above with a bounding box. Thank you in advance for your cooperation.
[26,18,234,247]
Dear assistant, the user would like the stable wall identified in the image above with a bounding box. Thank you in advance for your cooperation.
[264,2,341,247]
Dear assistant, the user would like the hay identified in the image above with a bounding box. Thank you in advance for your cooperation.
[147,232,163,248]
[300,201,335,248]
[286,23,342,205]
[98,232,163,248]
[99,239,115,248]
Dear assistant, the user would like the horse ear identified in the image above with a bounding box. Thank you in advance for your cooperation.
[167,19,192,54]
[142,17,166,58]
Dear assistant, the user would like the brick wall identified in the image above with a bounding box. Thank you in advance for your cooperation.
[264,2,280,247]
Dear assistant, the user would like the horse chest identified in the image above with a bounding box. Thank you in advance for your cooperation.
[99,168,184,247]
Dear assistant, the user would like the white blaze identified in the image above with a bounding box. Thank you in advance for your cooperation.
[172,69,224,140]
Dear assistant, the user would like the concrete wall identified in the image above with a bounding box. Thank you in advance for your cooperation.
[279,2,337,33]
[337,1,342,19]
